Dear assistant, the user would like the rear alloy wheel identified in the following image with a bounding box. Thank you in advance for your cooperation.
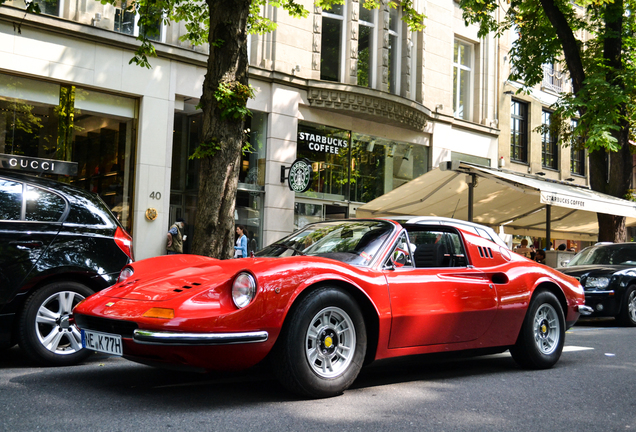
[510,290,565,369]
[617,286,636,327]
[18,281,95,366]
[273,287,367,398]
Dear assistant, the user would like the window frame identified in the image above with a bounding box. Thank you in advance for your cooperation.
[388,7,402,94]
[541,109,558,170]
[453,39,474,120]
[321,3,347,83]
[357,6,377,88]
[510,99,528,163]
[570,119,586,176]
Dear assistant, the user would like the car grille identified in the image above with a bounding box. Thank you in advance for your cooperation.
[75,315,138,338]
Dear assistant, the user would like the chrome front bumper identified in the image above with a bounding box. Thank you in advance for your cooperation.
[133,329,269,345]
[576,304,594,316]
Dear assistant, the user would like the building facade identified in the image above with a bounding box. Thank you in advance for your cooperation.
[1,0,501,260]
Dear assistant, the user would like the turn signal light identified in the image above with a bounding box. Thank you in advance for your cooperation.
[142,308,175,319]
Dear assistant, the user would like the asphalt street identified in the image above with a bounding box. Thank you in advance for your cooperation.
[1,318,634,432]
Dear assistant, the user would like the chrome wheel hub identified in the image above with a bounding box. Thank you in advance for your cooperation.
[628,291,636,322]
[533,303,560,355]
[36,291,86,355]
[305,306,356,378]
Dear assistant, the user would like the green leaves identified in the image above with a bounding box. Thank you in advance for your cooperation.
[214,81,256,120]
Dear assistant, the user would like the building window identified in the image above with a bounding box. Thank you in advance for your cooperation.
[350,134,428,203]
[358,6,376,88]
[388,7,401,94]
[542,63,563,93]
[112,1,165,42]
[453,39,472,120]
[570,119,585,176]
[321,4,345,82]
[510,99,528,163]
[171,110,268,253]
[296,123,350,201]
[541,110,558,169]
[0,73,137,232]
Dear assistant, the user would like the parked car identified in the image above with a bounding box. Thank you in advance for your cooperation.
[0,170,134,365]
[74,218,586,398]
[558,242,636,326]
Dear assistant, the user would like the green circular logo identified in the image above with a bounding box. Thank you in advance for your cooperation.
[288,158,312,193]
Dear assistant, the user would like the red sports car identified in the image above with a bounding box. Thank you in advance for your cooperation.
[74,219,588,398]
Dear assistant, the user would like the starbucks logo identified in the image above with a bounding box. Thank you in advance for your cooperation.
[288,158,312,193]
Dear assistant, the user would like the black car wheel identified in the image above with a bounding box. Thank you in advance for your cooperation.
[617,285,636,327]
[273,287,367,398]
[510,290,565,369]
[18,281,94,366]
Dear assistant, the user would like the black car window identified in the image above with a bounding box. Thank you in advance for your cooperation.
[65,194,114,226]
[405,226,467,268]
[0,179,23,221]
[24,185,66,222]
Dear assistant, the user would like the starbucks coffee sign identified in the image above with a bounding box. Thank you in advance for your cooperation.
[287,158,312,193]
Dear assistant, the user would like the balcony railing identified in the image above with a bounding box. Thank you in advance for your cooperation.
[542,64,564,93]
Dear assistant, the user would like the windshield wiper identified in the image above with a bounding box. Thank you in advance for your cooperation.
[271,243,307,256]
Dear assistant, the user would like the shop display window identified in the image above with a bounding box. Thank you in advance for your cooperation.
[296,121,429,207]
[0,74,137,232]
[171,110,267,253]
[296,123,351,201]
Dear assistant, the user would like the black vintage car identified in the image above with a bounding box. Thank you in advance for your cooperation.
[0,170,134,365]
[558,243,636,326]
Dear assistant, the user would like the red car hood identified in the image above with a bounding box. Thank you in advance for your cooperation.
[105,254,250,302]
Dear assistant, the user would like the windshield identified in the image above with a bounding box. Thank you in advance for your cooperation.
[256,220,394,266]
[568,245,636,266]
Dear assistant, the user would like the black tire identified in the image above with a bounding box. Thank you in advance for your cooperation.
[273,287,367,398]
[510,290,565,369]
[17,281,95,366]
[617,286,636,327]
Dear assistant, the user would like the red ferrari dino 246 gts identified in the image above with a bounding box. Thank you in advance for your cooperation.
[74,218,587,398]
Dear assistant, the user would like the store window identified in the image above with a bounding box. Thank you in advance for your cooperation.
[358,6,376,88]
[0,74,137,232]
[321,4,346,82]
[350,133,428,203]
[388,7,401,94]
[541,110,558,169]
[570,119,585,176]
[510,99,528,163]
[453,39,472,120]
[296,122,429,206]
[171,110,267,252]
[296,123,350,201]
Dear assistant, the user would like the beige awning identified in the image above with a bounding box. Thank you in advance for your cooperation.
[356,161,636,241]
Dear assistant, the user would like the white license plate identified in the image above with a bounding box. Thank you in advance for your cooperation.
[82,329,123,356]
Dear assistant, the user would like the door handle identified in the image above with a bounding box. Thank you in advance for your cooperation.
[9,240,44,250]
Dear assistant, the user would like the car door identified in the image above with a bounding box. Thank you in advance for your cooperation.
[0,178,66,304]
[385,227,498,348]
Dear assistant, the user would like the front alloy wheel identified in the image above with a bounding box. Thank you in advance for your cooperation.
[305,306,356,378]
[18,281,94,366]
[273,287,367,398]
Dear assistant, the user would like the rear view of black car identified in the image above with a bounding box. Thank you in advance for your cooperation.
[559,243,636,326]
[0,170,133,365]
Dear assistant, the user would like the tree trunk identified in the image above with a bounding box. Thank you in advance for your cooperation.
[589,0,631,243]
[191,0,251,259]
[588,137,632,242]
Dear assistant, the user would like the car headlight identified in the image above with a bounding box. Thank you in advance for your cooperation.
[232,272,257,309]
[584,276,610,289]
[117,267,134,284]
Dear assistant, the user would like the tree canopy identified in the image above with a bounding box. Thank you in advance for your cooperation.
[460,0,636,241]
